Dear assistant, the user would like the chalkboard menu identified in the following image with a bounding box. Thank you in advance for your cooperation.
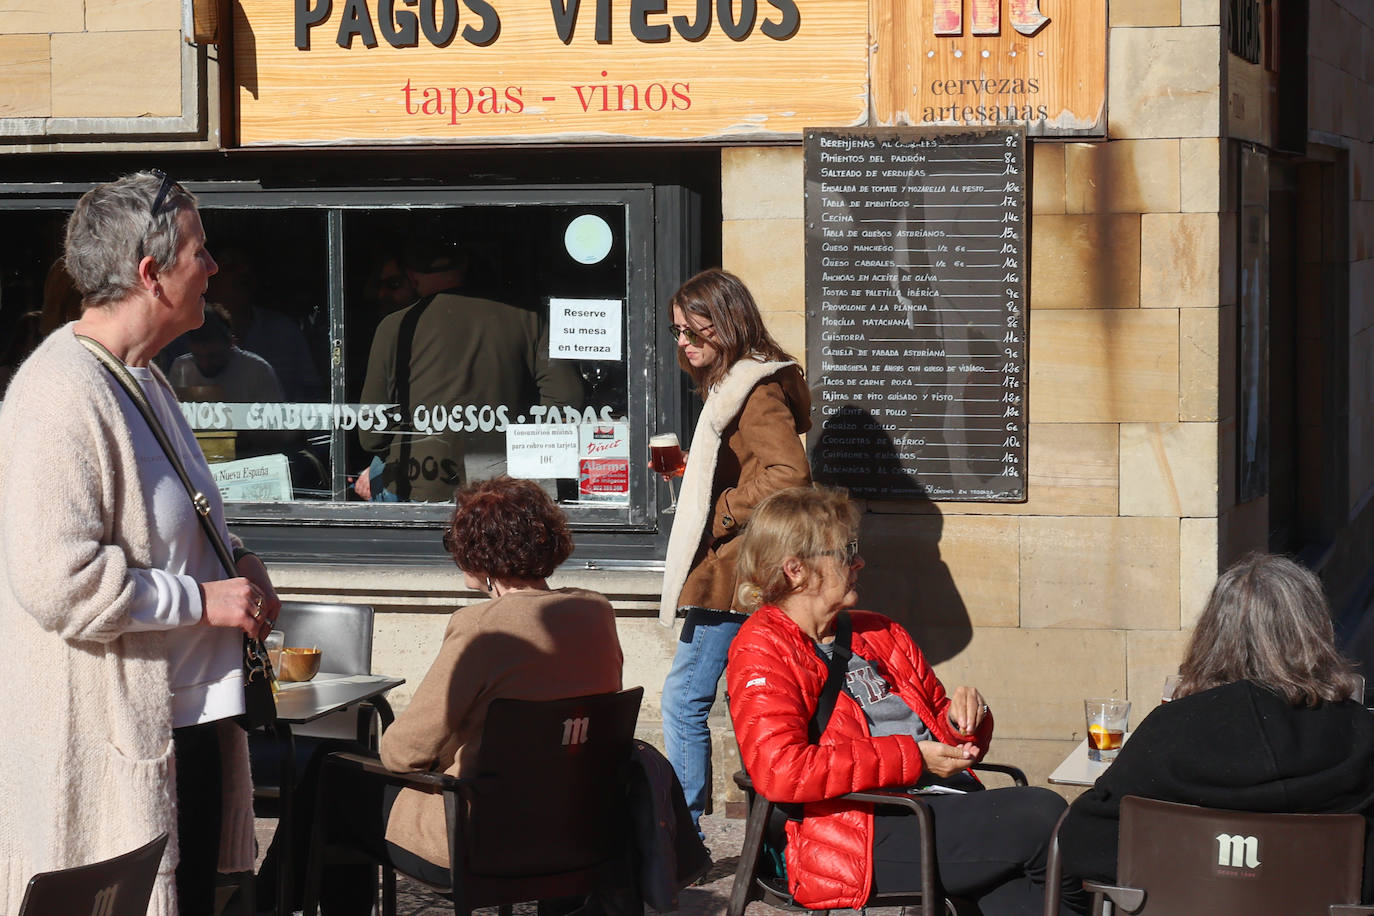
[805,127,1027,502]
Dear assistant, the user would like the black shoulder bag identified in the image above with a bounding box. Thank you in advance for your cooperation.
[78,335,279,730]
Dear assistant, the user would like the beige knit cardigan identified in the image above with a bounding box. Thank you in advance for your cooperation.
[0,327,255,916]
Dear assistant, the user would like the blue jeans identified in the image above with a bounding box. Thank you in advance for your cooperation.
[661,608,744,837]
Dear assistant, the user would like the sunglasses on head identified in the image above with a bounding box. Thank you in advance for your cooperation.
[667,322,713,347]
[148,168,184,217]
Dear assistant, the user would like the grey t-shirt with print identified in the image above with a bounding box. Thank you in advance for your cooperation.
[816,640,979,791]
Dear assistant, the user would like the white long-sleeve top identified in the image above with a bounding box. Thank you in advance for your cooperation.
[120,365,243,728]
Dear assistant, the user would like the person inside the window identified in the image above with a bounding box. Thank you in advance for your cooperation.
[355,237,583,502]
[1058,552,1374,904]
[169,302,284,403]
[206,244,325,402]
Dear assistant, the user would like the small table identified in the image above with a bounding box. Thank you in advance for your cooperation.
[1047,732,1132,788]
[274,672,404,728]
[262,673,404,916]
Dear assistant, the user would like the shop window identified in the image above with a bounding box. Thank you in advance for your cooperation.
[0,184,695,562]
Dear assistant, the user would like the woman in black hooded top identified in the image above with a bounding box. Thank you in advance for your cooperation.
[1059,553,1374,905]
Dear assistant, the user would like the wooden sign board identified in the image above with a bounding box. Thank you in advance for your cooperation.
[233,1,869,145]
[871,0,1106,136]
[805,126,1028,502]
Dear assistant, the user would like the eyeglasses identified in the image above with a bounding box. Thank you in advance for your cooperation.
[148,168,183,217]
[668,322,714,347]
[815,537,861,566]
[441,526,455,552]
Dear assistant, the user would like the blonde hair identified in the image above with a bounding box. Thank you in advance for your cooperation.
[735,486,857,612]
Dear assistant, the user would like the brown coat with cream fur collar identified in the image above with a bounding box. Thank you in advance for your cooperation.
[660,360,811,620]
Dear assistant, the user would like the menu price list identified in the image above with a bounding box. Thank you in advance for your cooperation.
[804,127,1027,502]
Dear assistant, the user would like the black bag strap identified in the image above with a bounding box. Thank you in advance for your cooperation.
[775,612,854,823]
[389,293,437,501]
[808,611,853,743]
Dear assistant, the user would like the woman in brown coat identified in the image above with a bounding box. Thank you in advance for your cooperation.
[657,267,812,837]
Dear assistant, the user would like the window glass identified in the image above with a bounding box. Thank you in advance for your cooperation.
[160,209,332,500]
[336,204,630,506]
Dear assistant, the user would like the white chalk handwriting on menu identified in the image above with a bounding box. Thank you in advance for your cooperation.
[804,127,1027,502]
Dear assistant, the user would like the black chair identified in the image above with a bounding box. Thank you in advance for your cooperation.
[18,832,168,916]
[1047,796,1374,916]
[302,686,644,916]
[729,762,1028,916]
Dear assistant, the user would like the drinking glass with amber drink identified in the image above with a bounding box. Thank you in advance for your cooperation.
[1084,698,1130,763]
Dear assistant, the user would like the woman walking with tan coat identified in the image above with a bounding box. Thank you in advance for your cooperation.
[658,268,812,837]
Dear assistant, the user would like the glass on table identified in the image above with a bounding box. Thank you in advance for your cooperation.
[265,629,285,672]
[649,431,685,514]
[1161,674,1183,704]
[1084,698,1131,763]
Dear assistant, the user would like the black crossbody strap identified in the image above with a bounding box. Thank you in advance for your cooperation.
[776,613,854,823]
[77,335,237,577]
[808,611,852,743]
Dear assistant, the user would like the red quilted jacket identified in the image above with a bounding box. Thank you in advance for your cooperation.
[726,605,994,910]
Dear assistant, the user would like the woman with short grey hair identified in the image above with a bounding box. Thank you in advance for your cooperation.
[1059,552,1374,908]
[0,171,281,916]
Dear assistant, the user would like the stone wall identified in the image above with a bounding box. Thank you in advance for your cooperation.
[0,0,183,119]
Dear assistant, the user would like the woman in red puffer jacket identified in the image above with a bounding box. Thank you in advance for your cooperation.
[727,487,1081,914]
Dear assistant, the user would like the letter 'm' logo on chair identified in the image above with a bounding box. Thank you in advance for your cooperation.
[561,716,590,746]
[1216,833,1261,869]
[91,883,118,916]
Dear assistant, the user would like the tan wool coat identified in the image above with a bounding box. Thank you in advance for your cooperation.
[0,328,255,916]
[379,588,623,867]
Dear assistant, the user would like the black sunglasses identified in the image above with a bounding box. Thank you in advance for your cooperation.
[668,322,714,347]
[148,168,183,217]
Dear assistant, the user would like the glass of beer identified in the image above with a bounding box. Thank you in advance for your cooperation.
[649,432,685,514]
[1084,698,1130,763]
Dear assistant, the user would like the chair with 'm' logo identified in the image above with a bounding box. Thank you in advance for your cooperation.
[18,832,167,916]
[302,687,642,915]
[1055,796,1374,916]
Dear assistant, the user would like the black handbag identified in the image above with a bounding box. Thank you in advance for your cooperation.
[78,335,278,730]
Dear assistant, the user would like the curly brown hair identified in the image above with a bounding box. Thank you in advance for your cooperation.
[443,476,573,580]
